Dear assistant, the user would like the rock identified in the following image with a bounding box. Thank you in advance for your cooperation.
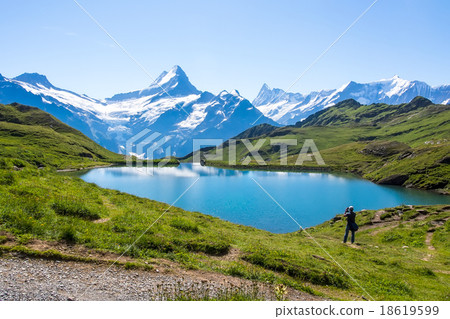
[397,151,413,160]
[437,155,450,164]
[312,255,327,261]
[377,174,409,186]
[402,246,409,249]
[331,216,342,222]
[361,141,411,157]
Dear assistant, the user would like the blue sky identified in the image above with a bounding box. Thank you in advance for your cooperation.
[1,0,449,100]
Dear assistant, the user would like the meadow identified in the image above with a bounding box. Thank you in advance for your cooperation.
[0,102,449,300]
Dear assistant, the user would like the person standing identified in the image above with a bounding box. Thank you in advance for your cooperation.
[343,206,358,244]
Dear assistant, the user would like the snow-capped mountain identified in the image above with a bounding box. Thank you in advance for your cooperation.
[0,66,276,156]
[253,76,450,125]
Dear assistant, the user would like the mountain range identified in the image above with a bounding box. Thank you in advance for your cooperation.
[0,66,276,156]
[0,66,449,156]
[253,76,450,125]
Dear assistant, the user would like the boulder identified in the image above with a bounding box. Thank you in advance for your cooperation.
[377,174,409,186]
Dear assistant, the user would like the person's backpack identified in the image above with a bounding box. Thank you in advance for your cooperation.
[351,222,359,231]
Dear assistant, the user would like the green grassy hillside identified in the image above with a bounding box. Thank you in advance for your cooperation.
[0,103,125,169]
[194,97,450,192]
[1,167,449,300]
[0,102,448,300]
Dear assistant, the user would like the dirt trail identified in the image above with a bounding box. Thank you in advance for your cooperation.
[0,235,321,301]
[425,232,435,251]
[359,210,398,234]
[0,255,320,301]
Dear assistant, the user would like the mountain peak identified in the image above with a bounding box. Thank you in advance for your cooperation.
[407,96,432,108]
[155,65,187,84]
[379,74,403,83]
[230,89,241,96]
[171,65,183,72]
[150,65,199,96]
[14,73,54,88]
[107,65,199,101]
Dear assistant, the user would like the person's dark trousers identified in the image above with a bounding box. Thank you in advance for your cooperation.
[343,224,355,243]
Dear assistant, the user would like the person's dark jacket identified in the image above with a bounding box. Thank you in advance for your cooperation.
[344,210,358,231]
[345,211,356,224]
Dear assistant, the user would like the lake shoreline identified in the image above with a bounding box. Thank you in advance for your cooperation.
[199,161,450,196]
[76,163,450,233]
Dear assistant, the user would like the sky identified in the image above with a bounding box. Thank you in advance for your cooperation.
[1,0,449,100]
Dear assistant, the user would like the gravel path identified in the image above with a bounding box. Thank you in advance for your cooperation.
[0,257,320,301]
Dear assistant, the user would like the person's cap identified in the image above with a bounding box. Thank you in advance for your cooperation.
[349,206,354,210]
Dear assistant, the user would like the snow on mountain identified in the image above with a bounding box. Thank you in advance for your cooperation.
[0,66,276,156]
[107,65,200,102]
[254,76,450,124]
[2,67,447,156]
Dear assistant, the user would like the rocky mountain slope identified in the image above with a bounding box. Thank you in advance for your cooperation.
[253,76,450,124]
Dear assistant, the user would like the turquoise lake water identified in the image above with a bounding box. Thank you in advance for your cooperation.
[75,164,450,233]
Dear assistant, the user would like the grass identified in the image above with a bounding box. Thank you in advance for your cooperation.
[0,103,179,170]
[152,281,264,301]
[0,101,449,300]
[0,167,449,300]
[187,98,450,192]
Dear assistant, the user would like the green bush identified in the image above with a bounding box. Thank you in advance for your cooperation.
[51,198,101,220]
[59,225,78,243]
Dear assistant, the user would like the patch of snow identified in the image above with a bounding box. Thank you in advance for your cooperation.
[157,69,177,86]
[177,102,209,129]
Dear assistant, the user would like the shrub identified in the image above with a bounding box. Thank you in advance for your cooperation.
[59,225,78,243]
[52,198,101,220]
